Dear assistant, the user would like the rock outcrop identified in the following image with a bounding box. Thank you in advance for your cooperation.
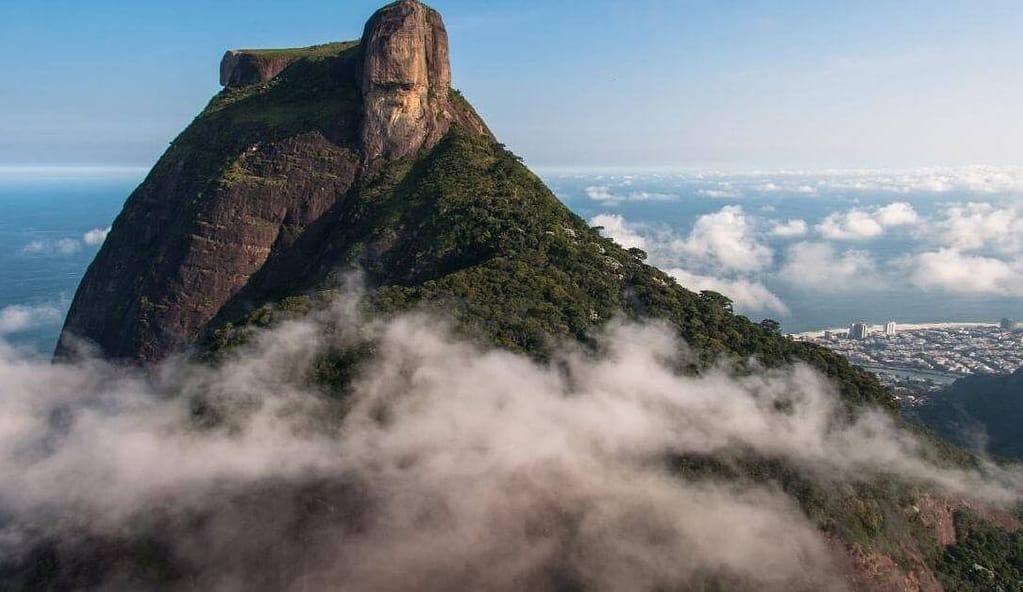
[220,51,297,87]
[359,0,453,161]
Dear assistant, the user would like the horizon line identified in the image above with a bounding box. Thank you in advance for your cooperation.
[3,162,1023,179]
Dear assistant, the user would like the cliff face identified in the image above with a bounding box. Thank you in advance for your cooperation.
[57,0,480,363]
[220,51,297,87]
[360,0,452,161]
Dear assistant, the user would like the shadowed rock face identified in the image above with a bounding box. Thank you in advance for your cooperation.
[220,51,297,87]
[359,0,452,161]
[56,0,479,363]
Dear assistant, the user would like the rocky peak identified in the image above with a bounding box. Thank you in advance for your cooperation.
[359,0,453,161]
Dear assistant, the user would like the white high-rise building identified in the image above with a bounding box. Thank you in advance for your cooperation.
[884,321,897,336]
[849,322,870,340]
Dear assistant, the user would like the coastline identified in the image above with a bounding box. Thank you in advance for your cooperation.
[792,321,998,339]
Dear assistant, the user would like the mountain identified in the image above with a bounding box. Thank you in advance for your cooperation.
[911,369,1023,461]
[34,1,1022,590]
[56,0,485,363]
[55,0,884,409]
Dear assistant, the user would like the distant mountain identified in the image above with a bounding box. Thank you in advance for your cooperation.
[911,369,1023,460]
[32,1,1023,590]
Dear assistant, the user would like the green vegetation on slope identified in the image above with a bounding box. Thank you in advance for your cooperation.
[146,40,363,201]
[232,41,358,58]
[932,510,1023,591]
[212,126,893,411]
[911,369,1023,461]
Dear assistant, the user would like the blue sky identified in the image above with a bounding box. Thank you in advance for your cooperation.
[2,0,1021,168]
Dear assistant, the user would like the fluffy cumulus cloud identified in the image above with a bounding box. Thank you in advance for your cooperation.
[816,202,919,240]
[677,206,773,272]
[0,296,1018,590]
[666,268,789,316]
[938,202,1023,255]
[590,213,647,250]
[907,249,1023,296]
[0,303,64,336]
[779,242,879,293]
[83,226,111,246]
[770,219,808,238]
[591,211,784,316]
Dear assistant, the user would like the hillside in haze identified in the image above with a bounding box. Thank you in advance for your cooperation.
[911,369,1023,461]
[2,1,1017,590]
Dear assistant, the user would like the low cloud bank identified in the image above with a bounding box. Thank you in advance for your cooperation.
[0,296,1019,590]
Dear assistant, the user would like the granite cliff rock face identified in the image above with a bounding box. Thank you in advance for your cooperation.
[220,51,297,87]
[57,0,483,363]
[359,0,452,161]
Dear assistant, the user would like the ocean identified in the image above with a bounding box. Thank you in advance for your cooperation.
[2,166,1022,355]
[0,173,136,354]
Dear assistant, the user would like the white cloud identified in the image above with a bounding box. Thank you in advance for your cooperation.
[938,202,1023,255]
[816,202,919,240]
[626,191,676,201]
[812,166,1023,194]
[676,206,773,272]
[21,238,81,255]
[697,188,741,199]
[874,202,919,227]
[83,227,111,246]
[585,186,676,203]
[585,186,616,201]
[818,212,882,240]
[0,295,1017,589]
[590,213,647,250]
[747,166,1023,195]
[590,214,784,315]
[634,166,1023,201]
[666,268,789,316]
[770,219,808,238]
[755,182,817,194]
[907,249,1023,296]
[779,242,879,292]
[0,304,64,336]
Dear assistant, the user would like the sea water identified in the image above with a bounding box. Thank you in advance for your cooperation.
[0,173,137,354]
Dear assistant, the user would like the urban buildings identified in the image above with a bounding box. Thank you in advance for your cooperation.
[848,322,870,340]
[802,324,1023,383]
